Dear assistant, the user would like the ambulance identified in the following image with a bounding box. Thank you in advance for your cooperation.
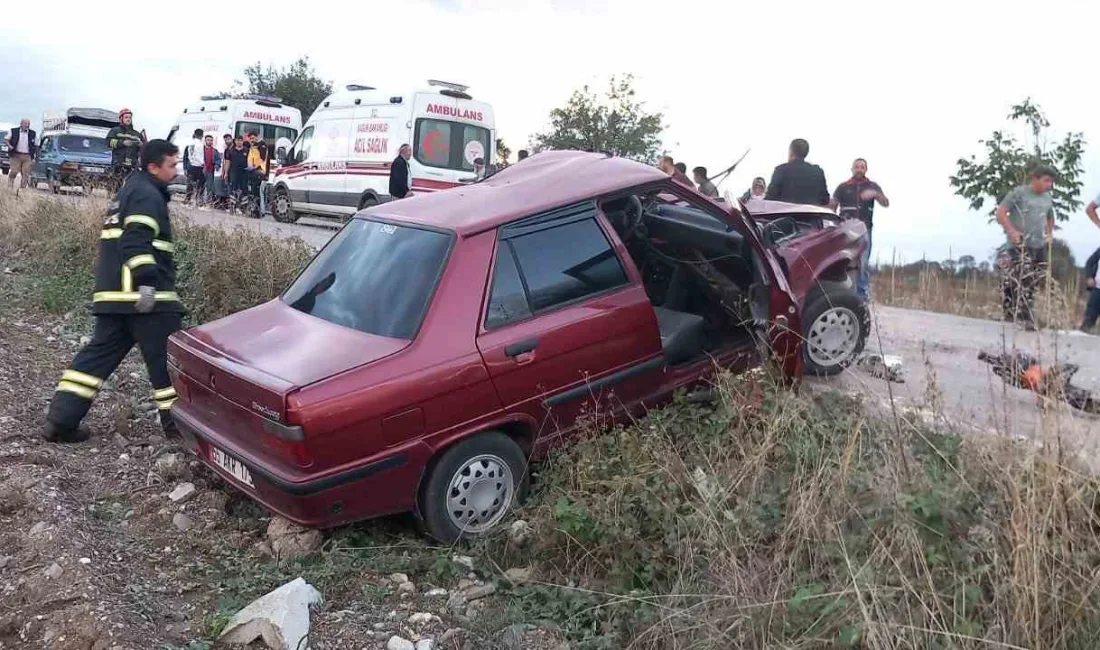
[166,95,302,191]
[268,80,496,223]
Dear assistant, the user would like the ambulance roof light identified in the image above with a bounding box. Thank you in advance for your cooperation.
[346,84,375,92]
[428,79,470,93]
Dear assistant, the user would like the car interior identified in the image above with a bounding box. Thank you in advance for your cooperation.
[601,193,768,366]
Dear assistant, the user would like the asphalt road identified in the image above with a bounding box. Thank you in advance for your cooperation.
[175,204,337,249]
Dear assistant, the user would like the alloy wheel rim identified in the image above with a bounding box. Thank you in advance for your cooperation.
[446,454,514,534]
[807,306,860,367]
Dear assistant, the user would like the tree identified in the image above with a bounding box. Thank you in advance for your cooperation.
[1047,238,1078,282]
[236,57,333,123]
[533,74,665,163]
[958,254,976,270]
[495,138,511,166]
[950,99,1085,222]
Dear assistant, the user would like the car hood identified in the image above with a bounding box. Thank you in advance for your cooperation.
[185,299,410,387]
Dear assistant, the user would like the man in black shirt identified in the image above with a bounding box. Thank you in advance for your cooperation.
[832,158,889,298]
[765,138,829,206]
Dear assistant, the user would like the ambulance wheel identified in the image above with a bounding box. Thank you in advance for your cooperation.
[271,187,298,223]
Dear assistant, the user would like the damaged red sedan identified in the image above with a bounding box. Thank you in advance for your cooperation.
[167,151,867,541]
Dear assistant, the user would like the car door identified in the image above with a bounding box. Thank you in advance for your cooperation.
[284,126,314,207]
[475,202,665,452]
[309,116,353,217]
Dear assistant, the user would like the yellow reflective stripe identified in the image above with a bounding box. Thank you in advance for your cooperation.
[152,240,175,253]
[156,398,177,411]
[93,291,180,302]
[124,215,160,236]
[101,228,123,239]
[121,266,132,293]
[125,254,156,270]
[62,370,104,389]
[152,387,177,400]
[57,381,97,399]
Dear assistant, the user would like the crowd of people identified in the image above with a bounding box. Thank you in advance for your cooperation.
[182,128,270,215]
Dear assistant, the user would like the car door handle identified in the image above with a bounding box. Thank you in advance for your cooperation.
[505,338,539,358]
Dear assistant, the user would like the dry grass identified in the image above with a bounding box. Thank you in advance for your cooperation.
[872,265,1085,330]
[0,189,314,323]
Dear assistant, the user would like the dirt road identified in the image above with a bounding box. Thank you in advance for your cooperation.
[822,305,1100,467]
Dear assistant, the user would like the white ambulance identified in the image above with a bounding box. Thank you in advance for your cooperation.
[268,80,495,223]
[166,95,302,191]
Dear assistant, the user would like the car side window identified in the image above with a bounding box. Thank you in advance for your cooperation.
[485,243,532,329]
[39,137,51,156]
[507,217,627,313]
[291,127,314,164]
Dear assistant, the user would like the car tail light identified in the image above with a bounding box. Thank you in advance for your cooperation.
[262,418,313,468]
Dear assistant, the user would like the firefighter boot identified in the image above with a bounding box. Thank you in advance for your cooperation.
[41,420,93,444]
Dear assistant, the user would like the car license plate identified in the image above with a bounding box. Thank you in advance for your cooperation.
[210,446,254,488]
[82,166,105,173]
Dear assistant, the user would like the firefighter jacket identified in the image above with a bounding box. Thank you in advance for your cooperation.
[106,125,145,169]
[94,171,184,315]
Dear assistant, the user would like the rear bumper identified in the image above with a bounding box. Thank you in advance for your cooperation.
[172,403,428,528]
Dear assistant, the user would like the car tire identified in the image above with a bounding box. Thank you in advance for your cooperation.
[801,283,869,376]
[418,432,530,543]
[271,186,298,223]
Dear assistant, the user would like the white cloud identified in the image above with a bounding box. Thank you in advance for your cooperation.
[5,0,1100,263]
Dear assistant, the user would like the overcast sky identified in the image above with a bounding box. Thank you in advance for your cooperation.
[5,0,1100,264]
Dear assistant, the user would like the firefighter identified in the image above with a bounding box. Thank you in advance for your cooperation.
[43,140,185,443]
[105,108,147,193]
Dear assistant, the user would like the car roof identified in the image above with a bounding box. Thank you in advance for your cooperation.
[363,150,669,236]
[741,198,837,217]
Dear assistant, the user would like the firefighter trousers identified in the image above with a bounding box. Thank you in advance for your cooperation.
[47,312,182,432]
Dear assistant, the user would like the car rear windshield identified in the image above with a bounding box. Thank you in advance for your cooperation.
[58,135,109,154]
[282,219,452,339]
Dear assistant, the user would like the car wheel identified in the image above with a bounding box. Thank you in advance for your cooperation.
[271,187,298,223]
[801,284,869,376]
[419,432,529,543]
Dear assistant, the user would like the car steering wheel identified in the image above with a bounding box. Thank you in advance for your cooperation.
[623,195,645,233]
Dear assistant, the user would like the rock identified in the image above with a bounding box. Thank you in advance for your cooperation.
[0,484,26,515]
[415,640,435,650]
[464,599,486,620]
[267,517,323,560]
[45,563,63,580]
[0,556,12,569]
[173,513,193,532]
[425,588,448,597]
[408,612,435,626]
[155,453,189,481]
[464,583,496,601]
[504,567,533,585]
[857,353,906,383]
[446,592,467,614]
[439,628,466,648]
[168,482,197,503]
[219,577,322,650]
[29,521,50,537]
[387,636,415,650]
[389,572,410,585]
[509,519,532,545]
[79,557,91,565]
[452,554,474,570]
[397,581,417,597]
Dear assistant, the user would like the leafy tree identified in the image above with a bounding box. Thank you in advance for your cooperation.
[950,99,1085,222]
[1047,238,1078,281]
[236,57,333,123]
[533,74,665,163]
[495,138,511,166]
[958,254,976,270]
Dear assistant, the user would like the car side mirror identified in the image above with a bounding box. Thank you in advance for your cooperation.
[276,147,287,165]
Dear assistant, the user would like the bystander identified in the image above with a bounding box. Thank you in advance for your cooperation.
[765,139,829,206]
[740,177,767,202]
[6,119,36,190]
[832,158,889,298]
[996,165,1057,330]
[693,167,719,197]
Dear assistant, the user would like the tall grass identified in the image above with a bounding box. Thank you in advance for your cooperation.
[0,190,314,323]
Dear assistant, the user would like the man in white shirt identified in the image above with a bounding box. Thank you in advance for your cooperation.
[6,118,37,190]
[184,128,206,206]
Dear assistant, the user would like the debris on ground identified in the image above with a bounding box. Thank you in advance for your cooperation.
[218,577,323,650]
[267,516,324,560]
[857,353,905,383]
[168,482,197,503]
[979,350,1098,414]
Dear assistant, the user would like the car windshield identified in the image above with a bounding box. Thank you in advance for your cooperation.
[58,135,109,154]
[282,219,452,339]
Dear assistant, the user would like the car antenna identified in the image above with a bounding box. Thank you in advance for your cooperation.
[708,147,751,188]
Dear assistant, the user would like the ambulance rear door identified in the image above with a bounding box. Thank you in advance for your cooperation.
[410,92,494,194]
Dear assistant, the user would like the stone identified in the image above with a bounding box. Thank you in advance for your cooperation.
[168,483,197,503]
[0,556,11,569]
[456,579,475,590]
[408,612,435,626]
[452,554,474,570]
[387,636,415,650]
[173,513,193,532]
[389,572,410,585]
[154,453,189,481]
[439,628,466,648]
[424,588,448,597]
[509,519,532,545]
[446,592,467,614]
[504,567,533,585]
[415,640,435,650]
[267,517,323,560]
[397,581,417,597]
[0,484,26,515]
[464,599,486,620]
[45,563,63,580]
[464,583,496,601]
[218,577,322,650]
